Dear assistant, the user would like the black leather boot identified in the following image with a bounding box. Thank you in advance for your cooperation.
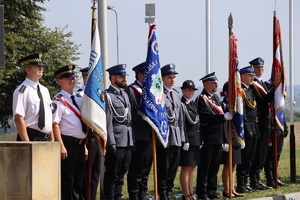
[250,173,264,190]
[256,173,272,189]
[129,193,138,200]
[138,191,147,200]
[266,171,275,188]
[236,176,247,193]
[159,192,168,200]
[114,196,122,200]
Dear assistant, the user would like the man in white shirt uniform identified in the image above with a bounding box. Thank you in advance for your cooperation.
[13,53,53,141]
[52,64,87,200]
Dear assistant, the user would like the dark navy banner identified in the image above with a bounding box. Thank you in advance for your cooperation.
[138,24,169,148]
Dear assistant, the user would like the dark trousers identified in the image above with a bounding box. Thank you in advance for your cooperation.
[82,137,101,200]
[61,139,85,200]
[264,130,284,173]
[104,146,132,198]
[127,140,152,194]
[251,128,271,174]
[196,144,222,198]
[17,127,51,141]
[156,145,180,195]
[237,134,258,178]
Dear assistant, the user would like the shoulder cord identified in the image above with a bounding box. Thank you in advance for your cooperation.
[181,102,199,125]
[106,93,128,123]
[242,89,257,109]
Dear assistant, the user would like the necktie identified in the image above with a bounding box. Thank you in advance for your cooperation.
[119,90,127,107]
[37,85,45,130]
[71,95,87,134]
[170,91,174,102]
[71,95,80,110]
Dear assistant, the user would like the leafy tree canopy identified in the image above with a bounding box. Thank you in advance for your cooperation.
[0,0,81,131]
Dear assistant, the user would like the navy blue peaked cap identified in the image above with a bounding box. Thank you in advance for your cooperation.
[199,72,218,83]
[132,62,146,73]
[249,57,264,67]
[161,63,178,76]
[106,64,128,76]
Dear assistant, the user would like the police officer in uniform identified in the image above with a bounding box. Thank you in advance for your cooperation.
[52,64,87,200]
[126,62,152,200]
[249,57,274,190]
[78,67,101,200]
[104,64,134,200]
[179,80,200,200]
[236,66,259,193]
[157,63,185,200]
[196,72,231,200]
[13,53,53,141]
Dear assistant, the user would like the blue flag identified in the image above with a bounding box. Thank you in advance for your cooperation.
[81,19,107,154]
[138,24,169,148]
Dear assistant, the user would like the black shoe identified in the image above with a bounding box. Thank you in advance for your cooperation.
[222,191,235,198]
[236,186,247,194]
[245,185,256,192]
[250,183,265,190]
[232,192,244,197]
[266,181,275,188]
[138,191,147,200]
[278,179,285,187]
[208,193,221,199]
[258,180,272,190]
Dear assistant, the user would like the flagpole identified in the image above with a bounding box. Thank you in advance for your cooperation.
[205,0,211,73]
[289,0,296,183]
[85,3,98,200]
[145,4,158,200]
[98,0,109,199]
[272,11,279,189]
[227,13,233,199]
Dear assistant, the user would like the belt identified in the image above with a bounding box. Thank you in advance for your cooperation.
[169,120,178,127]
[62,135,85,144]
[247,117,259,122]
[27,127,51,139]
[118,120,131,127]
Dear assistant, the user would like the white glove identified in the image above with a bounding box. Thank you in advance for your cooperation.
[199,142,204,149]
[222,143,229,152]
[224,112,233,120]
[183,143,190,151]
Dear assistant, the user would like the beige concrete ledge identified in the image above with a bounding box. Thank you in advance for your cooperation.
[0,142,60,200]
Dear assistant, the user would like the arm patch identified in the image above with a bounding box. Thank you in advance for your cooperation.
[52,103,57,113]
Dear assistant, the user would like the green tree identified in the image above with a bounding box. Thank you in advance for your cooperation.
[0,0,81,131]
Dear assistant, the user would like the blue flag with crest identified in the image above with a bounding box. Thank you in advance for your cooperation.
[138,24,169,148]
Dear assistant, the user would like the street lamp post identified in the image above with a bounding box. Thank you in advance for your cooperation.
[107,5,120,64]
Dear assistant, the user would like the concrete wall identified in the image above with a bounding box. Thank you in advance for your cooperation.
[0,142,60,200]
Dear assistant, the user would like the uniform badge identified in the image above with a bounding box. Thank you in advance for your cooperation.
[52,103,57,113]
[18,85,26,93]
[98,89,105,103]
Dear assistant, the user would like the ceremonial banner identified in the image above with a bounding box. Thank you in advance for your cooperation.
[271,14,286,131]
[229,36,245,148]
[138,24,169,148]
[81,18,106,153]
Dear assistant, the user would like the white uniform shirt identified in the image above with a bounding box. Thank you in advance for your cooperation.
[12,78,52,133]
[52,89,86,139]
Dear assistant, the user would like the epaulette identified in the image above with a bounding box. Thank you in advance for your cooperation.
[18,85,26,93]
[76,89,83,97]
[52,93,63,101]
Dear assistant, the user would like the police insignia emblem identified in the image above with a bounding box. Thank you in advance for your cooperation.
[52,103,57,113]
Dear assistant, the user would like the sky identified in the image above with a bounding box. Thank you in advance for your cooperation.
[42,0,299,88]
